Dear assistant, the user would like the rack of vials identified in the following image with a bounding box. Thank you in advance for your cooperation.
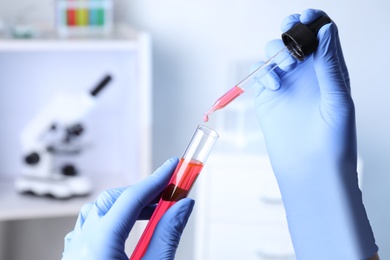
[56,0,113,37]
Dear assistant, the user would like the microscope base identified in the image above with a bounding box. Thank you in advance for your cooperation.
[14,174,92,199]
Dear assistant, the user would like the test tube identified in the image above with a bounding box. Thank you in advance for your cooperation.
[130,125,219,260]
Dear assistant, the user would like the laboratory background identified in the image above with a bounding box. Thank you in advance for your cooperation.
[0,0,389,259]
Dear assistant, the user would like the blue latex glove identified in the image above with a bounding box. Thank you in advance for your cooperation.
[253,9,378,259]
[62,157,194,260]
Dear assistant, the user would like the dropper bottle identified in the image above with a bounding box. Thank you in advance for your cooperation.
[203,15,332,122]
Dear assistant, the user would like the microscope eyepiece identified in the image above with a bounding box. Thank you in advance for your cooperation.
[90,74,112,97]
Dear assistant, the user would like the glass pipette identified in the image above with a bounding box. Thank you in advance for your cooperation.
[203,46,289,122]
[203,15,332,122]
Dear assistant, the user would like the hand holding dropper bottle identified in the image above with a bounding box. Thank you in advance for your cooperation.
[203,15,332,122]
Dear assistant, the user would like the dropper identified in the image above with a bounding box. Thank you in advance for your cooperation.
[203,15,332,122]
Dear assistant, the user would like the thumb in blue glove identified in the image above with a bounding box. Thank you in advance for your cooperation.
[253,9,378,259]
[62,157,194,260]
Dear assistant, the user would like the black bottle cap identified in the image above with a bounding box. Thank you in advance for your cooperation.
[281,15,332,61]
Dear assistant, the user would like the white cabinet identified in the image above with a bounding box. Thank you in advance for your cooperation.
[193,94,295,260]
[195,153,296,260]
[0,25,152,259]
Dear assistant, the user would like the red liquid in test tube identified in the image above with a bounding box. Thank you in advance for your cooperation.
[130,125,219,260]
[130,159,203,259]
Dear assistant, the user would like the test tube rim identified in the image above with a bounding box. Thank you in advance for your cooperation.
[197,124,219,138]
[182,125,219,164]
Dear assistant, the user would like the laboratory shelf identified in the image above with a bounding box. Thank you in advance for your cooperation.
[0,25,141,52]
[0,176,126,221]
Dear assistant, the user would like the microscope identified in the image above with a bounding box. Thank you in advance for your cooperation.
[15,75,112,199]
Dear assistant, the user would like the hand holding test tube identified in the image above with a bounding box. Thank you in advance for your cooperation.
[130,125,219,259]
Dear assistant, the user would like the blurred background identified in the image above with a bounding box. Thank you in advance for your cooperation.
[0,0,389,259]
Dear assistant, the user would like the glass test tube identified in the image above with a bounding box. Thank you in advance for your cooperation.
[130,125,219,260]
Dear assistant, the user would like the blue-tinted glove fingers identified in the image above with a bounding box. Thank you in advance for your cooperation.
[79,186,129,230]
[62,202,93,256]
[299,8,351,95]
[75,187,125,232]
[104,157,179,233]
[299,9,328,25]
[315,21,351,92]
[280,13,300,32]
[72,201,94,232]
[280,8,353,119]
[93,186,128,217]
[334,29,350,90]
[142,198,195,260]
[281,9,333,32]
[313,23,354,121]
[253,38,298,96]
[63,231,74,251]
[265,39,297,72]
[251,60,280,95]
[314,23,349,90]
[280,8,328,32]
[252,39,294,93]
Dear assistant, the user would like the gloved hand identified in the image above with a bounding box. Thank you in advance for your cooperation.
[253,9,378,259]
[62,157,194,260]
